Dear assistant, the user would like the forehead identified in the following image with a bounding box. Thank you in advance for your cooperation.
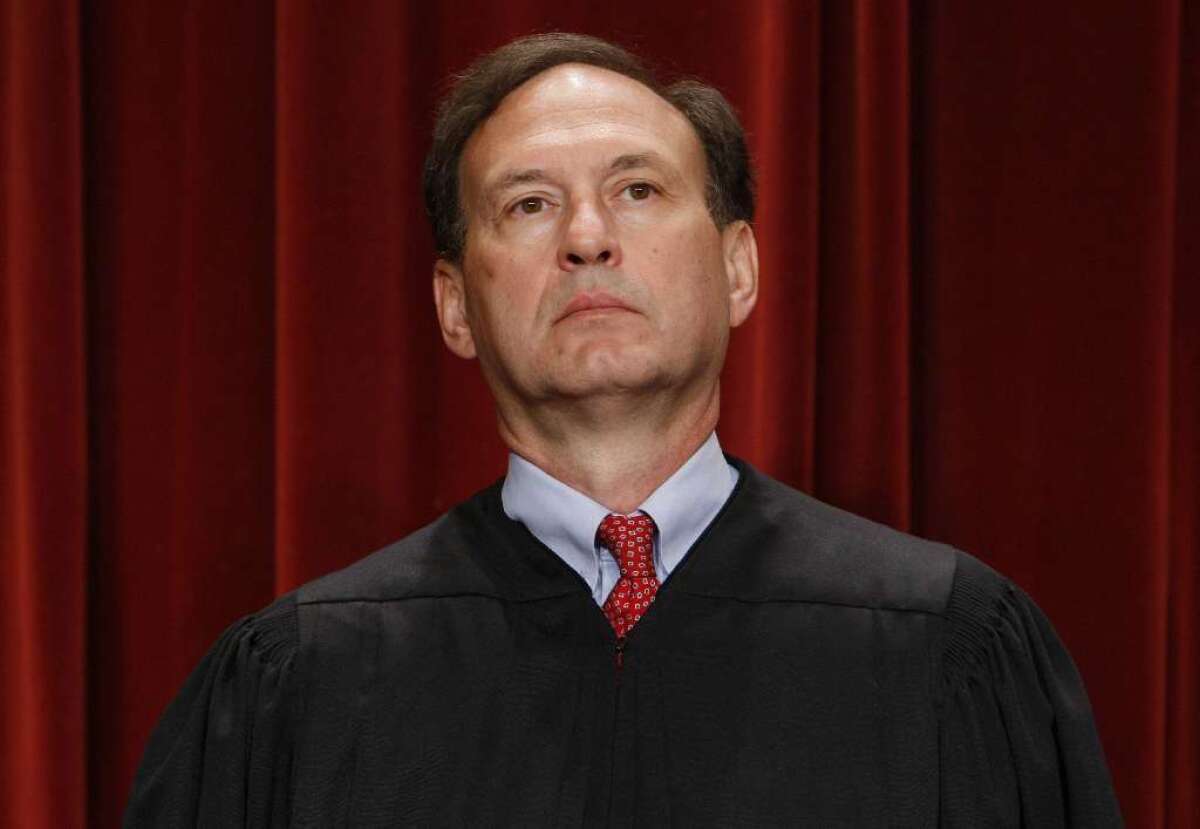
[461,63,704,194]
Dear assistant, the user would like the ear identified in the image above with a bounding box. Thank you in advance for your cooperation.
[722,221,759,328]
[432,259,478,359]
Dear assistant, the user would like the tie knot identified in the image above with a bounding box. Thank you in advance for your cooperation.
[597,513,657,572]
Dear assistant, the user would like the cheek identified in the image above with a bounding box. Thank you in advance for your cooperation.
[467,256,550,346]
[676,234,731,333]
[656,223,726,298]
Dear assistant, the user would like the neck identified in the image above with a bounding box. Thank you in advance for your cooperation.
[498,383,721,514]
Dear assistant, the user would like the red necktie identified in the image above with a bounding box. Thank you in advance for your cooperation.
[597,513,660,638]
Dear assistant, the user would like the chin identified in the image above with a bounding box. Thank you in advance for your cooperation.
[535,335,680,394]
[549,356,665,398]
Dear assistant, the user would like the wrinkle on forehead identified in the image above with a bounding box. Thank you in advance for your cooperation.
[461,64,704,204]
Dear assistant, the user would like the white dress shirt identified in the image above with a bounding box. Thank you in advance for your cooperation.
[500,432,739,605]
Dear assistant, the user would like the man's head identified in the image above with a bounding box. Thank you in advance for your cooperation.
[424,33,755,264]
[427,33,759,425]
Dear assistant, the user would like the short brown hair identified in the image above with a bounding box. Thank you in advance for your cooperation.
[423,32,755,262]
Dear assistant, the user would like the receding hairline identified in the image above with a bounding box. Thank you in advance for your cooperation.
[460,64,706,213]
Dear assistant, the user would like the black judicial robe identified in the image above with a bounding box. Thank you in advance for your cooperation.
[125,458,1124,827]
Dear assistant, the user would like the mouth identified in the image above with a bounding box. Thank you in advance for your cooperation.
[555,291,637,323]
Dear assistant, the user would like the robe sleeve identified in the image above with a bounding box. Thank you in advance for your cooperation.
[937,553,1124,827]
[123,595,299,828]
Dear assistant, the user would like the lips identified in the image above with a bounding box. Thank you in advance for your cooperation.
[556,291,636,322]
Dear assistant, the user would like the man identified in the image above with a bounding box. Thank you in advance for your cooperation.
[126,33,1123,827]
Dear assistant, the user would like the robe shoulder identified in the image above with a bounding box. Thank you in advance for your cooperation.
[295,482,511,605]
[716,463,1124,825]
[124,595,300,827]
[936,551,1125,825]
[687,461,961,614]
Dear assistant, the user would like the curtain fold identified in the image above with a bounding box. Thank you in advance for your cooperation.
[1167,3,1199,824]
[79,1,278,822]
[911,6,1186,821]
[0,1,1194,825]
[718,0,822,491]
[0,1,87,825]
[813,0,912,529]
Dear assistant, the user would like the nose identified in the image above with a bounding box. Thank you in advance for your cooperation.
[558,199,622,271]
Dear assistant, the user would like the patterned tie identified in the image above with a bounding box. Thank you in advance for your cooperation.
[597,513,660,639]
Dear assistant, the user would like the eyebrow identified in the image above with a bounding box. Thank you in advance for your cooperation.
[606,152,686,190]
[483,152,680,206]
[486,168,551,201]
[608,152,664,174]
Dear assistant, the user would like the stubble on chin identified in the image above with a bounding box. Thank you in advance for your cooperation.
[534,337,672,401]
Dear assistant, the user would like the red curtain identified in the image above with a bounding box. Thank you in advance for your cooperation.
[2,1,1196,826]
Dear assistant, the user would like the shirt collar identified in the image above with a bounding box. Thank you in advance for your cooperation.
[501,432,737,595]
[638,431,736,574]
[501,450,612,596]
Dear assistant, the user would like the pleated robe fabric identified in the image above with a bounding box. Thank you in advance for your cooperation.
[124,457,1123,827]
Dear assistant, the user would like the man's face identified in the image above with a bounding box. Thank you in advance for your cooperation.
[434,63,757,412]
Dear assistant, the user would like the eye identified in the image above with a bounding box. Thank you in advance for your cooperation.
[512,197,546,215]
[624,182,657,201]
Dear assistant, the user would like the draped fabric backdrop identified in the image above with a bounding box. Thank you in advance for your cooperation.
[2,1,1196,826]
